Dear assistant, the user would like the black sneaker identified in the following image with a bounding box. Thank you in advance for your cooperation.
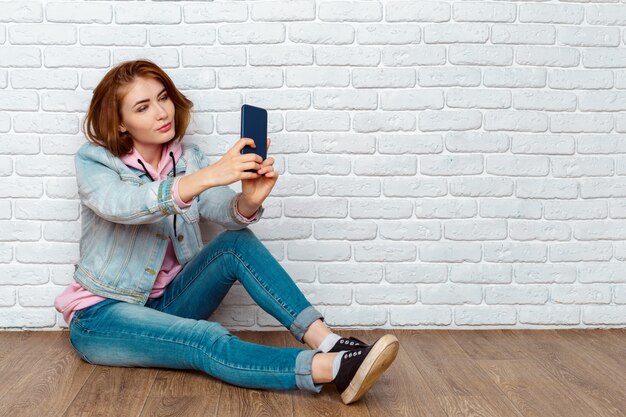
[330,334,399,405]
[328,336,370,353]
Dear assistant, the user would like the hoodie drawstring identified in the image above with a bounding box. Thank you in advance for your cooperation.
[136,151,178,238]
[169,151,177,238]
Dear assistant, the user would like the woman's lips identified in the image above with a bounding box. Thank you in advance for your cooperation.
[158,122,172,132]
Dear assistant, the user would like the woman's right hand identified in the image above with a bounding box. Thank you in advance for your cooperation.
[204,138,264,187]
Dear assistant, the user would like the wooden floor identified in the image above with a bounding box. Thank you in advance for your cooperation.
[0,329,624,417]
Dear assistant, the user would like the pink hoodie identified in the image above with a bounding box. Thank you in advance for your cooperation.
[54,140,255,326]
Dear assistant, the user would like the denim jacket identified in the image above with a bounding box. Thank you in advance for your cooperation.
[73,141,264,305]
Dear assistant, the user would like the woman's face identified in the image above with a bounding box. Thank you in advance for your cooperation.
[118,77,176,147]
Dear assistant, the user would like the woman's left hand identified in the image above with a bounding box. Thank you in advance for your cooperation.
[241,137,278,207]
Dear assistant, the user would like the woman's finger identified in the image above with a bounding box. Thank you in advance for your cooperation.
[261,157,275,166]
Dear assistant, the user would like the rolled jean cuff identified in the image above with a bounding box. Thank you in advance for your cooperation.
[289,305,325,343]
[295,348,324,393]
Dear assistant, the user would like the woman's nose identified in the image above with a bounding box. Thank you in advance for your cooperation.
[156,104,168,119]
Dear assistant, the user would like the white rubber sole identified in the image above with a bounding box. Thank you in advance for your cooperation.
[340,334,400,405]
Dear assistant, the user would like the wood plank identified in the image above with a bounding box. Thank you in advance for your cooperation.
[396,329,525,417]
[359,329,447,417]
[0,331,43,370]
[215,330,294,417]
[283,329,372,417]
[551,329,626,386]
[447,329,528,361]
[138,368,222,417]
[477,358,603,417]
[501,330,625,417]
[61,364,158,416]
[0,331,67,402]
[0,330,95,417]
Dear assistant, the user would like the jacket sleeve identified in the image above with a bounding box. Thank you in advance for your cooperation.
[192,145,264,230]
[75,147,191,225]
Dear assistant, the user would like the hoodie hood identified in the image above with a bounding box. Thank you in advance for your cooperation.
[120,140,183,180]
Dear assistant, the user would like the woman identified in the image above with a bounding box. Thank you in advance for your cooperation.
[54,59,399,405]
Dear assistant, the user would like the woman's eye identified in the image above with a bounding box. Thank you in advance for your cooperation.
[137,96,167,112]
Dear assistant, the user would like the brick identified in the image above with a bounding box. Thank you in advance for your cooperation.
[550,243,612,262]
[354,242,417,262]
[552,157,614,177]
[574,221,626,240]
[444,220,506,240]
[583,306,626,325]
[318,177,380,197]
[381,89,442,110]
[350,198,413,219]
[450,264,512,284]
[422,284,482,304]
[579,263,626,283]
[519,306,580,325]
[485,285,548,304]
[420,155,483,176]
[450,177,514,197]
[544,201,607,220]
[509,221,571,241]
[390,306,452,326]
[516,179,578,199]
[479,198,542,219]
[380,220,441,241]
[319,263,383,284]
[319,1,382,22]
[284,197,347,218]
[511,135,575,155]
[486,155,549,176]
[324,306,387,326]
[357,24,420,45]
[0,309,56,328]
[287,241,351,261]
[446,132,508,153]
[15,242,79,263]
[299,284,352,305]
[551,285,612,304]
[384,178,446,198]
[386,263,446,283]
[420,242,481,263]
[311,133,375,154]
[314,220,377,240]
[246,220,312,240]
[514,264,576,284]
[455,306,517,325]
[484,243,547,263]
[356,285,416,304]
[487,110,550,132]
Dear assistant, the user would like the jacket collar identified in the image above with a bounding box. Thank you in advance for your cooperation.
[76,140,191,182]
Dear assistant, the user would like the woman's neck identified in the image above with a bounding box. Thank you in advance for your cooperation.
[134,142,162,171]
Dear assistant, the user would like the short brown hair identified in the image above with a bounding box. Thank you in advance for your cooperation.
[83,59,193,157]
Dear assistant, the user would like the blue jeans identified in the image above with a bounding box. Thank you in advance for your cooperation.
[69,228,326,393]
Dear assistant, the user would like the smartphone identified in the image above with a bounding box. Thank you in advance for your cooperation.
[240,104,268,172]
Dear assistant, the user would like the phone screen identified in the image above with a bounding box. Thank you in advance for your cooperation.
[240,104,268,171]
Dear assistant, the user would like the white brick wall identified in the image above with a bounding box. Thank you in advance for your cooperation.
[1,0,625,331]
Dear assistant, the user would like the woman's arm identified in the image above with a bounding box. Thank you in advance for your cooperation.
[180,144,264,229]
[177,167,213,204]
[178,162,261,215]
[75,145,191,225]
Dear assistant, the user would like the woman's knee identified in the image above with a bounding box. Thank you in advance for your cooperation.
[215,228,258,249]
